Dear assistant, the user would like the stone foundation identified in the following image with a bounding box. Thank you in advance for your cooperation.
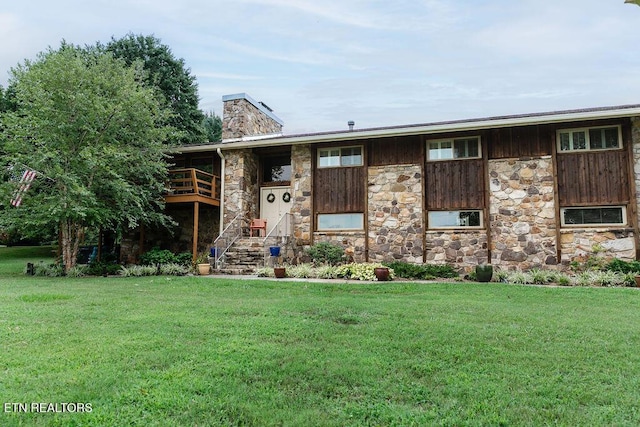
[291,144,312,249]
[313,233,367,263]
[425,231,488,271]
[560,228,635,264]
[367,165,423,263]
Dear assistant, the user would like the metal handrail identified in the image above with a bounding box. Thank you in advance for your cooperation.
[211,213,242,269]
[263,213,292,266]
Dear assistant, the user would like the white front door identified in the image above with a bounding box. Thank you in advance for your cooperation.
[260,187,292,235]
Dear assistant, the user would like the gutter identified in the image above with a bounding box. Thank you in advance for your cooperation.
[217,147,225,237]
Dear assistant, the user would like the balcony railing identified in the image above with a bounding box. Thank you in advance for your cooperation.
[165,168,220,204]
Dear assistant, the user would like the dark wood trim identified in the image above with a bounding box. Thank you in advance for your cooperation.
[551,132,562,265]
[623,120,640,260]
[482,131,492,264]
[421,135,428,263]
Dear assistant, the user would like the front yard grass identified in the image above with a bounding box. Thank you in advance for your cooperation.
[1,250,640,425]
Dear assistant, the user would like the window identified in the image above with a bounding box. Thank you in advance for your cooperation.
[561,206,626,226]
[317,213,364,230]
[557,126,621,152]
[318,146,362,167]
[428,137,480,160]
[262,155,291,183]
[428,210,482,229]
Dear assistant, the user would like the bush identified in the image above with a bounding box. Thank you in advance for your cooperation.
[605,258,640,274]
[139,248,193,267]
[159,263,191,276]
[140,247,177,266]
[306,242,345,266]
[119,265,158,277]
[336,263,395,281]
[384,261,457,280]
[86,260,122,276]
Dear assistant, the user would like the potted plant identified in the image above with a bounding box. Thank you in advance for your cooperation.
[273,266,286,278]
[374,267,390,281]
[475,263,493,282]
[196,253,210,275]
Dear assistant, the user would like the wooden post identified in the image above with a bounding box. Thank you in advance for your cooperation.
[138,224,145,263]
[193,201,200,262]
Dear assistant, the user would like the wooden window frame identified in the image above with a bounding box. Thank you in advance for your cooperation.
[556,125,622,153]
[560,205,627,227]
[428,210,484,230]
[317,213,364,231]
[427,136,481,161]
[318,146,363,168]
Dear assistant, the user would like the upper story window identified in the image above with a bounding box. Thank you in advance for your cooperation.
[318,146,362,167]
[557,126,621,152]
[428,137,480,161]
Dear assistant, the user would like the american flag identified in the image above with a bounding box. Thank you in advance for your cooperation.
[10,168,37,207]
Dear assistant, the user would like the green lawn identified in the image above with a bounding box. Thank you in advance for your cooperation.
[2,248,640,426]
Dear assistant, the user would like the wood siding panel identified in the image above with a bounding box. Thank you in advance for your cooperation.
[315,167,365,213]
[426,159,484,210]
[368,135,422,166]
[557,150,630,206]
[488,125,553,159]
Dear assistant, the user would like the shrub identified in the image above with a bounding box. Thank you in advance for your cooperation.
[140,247,177,266]
[336,263,395,281]
[29,262,64,277]
[86,260,122,276]
[605,258,640,274]
[159,263,191,276]
[306,242,345,266]
[119,265,157,277]
[384,261,457,279]
[66,266,88,278]
[287,264,314,278]
[316,265,338,279]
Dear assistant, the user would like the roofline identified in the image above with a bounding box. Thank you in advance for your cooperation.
[177,104,640,153]
[222,93,284,126]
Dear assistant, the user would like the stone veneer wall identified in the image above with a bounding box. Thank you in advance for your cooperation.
[634,117,640,253]
[223,149,259,229]
[560,229,635,263]
[368,165,423,263]
[313,233,367,263]
[290,145,312,256]
[425,231,488,269]
[489,156,558,270]
[222,97,282,140]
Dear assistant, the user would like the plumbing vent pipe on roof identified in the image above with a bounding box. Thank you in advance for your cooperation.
[348,120,355,131]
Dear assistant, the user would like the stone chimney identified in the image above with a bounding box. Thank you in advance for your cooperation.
[222,93,284,141]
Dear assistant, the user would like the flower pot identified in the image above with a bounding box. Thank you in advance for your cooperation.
[274,267,286,278]
[475,264,493,282]
[198,263,210,275]
[634,276,640,287]
[269,246,281,257]
[374,267,390,281]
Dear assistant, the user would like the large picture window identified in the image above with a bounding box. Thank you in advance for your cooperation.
[318,146,362,167]
[317,213,364,230]
[561,206,626,226]
[428,210,483,229]
[557,126,621,152]
[428,137,480,161]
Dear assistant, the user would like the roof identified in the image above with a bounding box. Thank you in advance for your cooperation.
[178,104,640,153]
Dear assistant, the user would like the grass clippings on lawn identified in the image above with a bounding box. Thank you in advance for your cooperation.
[1,247,640,426]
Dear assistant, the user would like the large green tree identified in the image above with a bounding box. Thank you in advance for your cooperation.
[104,34,206,145]
[202,110,222,142]
[0,43,174,270]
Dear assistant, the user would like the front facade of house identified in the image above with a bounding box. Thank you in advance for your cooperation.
[159,93,640,272]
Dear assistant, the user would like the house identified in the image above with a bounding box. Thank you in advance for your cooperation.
[126,93,640,272]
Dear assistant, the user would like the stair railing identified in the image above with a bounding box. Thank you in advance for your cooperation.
[262,213,292,266]
[212,213,242,269]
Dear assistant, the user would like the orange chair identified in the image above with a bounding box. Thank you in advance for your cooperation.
[250,219,267,237]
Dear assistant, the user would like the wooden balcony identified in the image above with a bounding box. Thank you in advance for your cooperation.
[164,168,220,206]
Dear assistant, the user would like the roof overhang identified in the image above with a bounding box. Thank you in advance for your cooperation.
[175,104,640,153]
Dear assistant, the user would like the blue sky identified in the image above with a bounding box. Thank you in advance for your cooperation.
[1,1,639,134]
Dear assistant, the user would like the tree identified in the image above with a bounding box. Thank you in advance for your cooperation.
[202,110,222,142]
[0,43,174,270]
[104,34,206,145]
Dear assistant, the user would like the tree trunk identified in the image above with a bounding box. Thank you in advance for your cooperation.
[60,220,85,271]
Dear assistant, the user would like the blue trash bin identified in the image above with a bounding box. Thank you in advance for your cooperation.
[269,246,281,257]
